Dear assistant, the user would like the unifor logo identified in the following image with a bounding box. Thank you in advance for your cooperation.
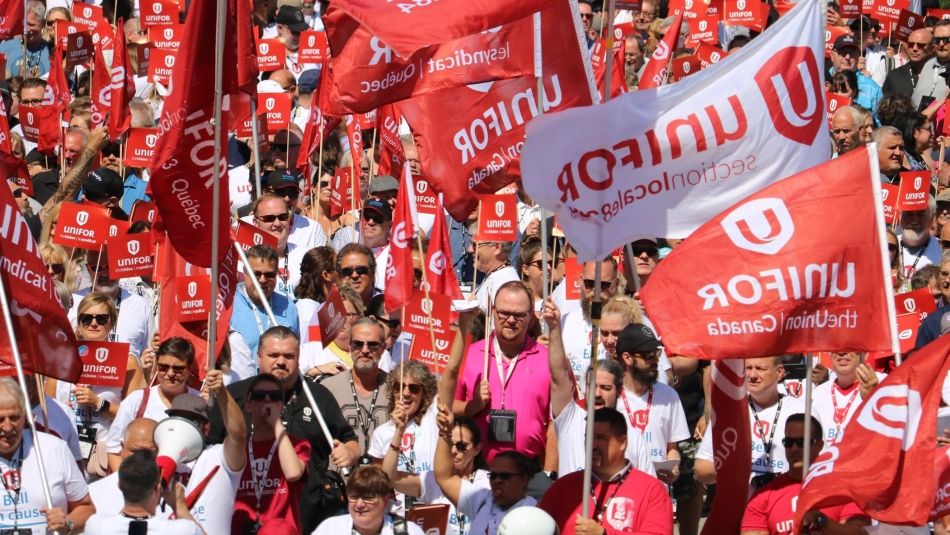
[164,55,175,68]
[421,298,432,315]
[77,35,84,49]
[84,7,93,18]
[494,201,505,218]
[308,35,316,47]
[266,97,276,110]
[109,224,118,237]
[145,134,158,147]
[416,180,427,194]
[698,20,708,32]
[829,99,839,112]
[188,281,198,297]
[652,40,670,61]
[26,112,33,124]
[754,47,824,146]
[683,60,691,74]
[908,16,915,26]
[856,384,922,451]
[76,211,89,226]
[253,233,263,245]
[429,251,445,275]
[881,189,890,201]
[153,1,163,14]
[163,28,173,40]
[737,0,746,9]
[392,221,409,249]
[326,303,335,316]
[914,175,923,191]
[711,52,721,62]
[720,197,795,255]
[259,42,269,55]
[904,298,917,313]
[95,347,109,363]
[127,240,140,255]
[435,339,450,351]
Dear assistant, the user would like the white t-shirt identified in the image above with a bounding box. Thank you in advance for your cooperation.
[457,479,536,535]
[475,266,520,314]
[32,397,82,461]
[0,431,88,534]
[88,472,173,519]
[312,514,426,535]
[229,166,254,213]
[697,394,808,478]
[553,400,655,478]
[419,469,490,535]
[85,513,202,534]
[619,384,689,462]
[228,329,257,381]
[375,244,391,292]
[55,381,122,441]
[69,288,154,356]
[368,403,439,475]
[550,279,581,319]
[105,386,202,454]
[185,444,244,535]
[812,373,887,443]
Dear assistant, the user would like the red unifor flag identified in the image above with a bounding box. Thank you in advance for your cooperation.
[0,0,23,40]
[424,197,463,300]
[0,166,82,383]
[701,359,752,534]
[330,0,559,58]
[796,334,950,526]
[639,146,895,359]
[931,446,950,521]
[321,5,535,115]
[296,88,342,179]
[384,164,416,312]
[109,19,135,140]
[90,42,111,128]
[344,114,364,175]
[149,0,250,267]
[639,10,684,89]
[590,36,627,100]
[47,45,73,113]
[397,0,595,221]
[376,105,406,177]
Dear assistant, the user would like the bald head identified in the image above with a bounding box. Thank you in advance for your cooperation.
[831,105,862,155]
[121,418,158,459]
[907,28,933,63]
[269,70,296,93]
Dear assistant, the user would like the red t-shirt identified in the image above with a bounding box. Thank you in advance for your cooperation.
[232,436,312,534]
[741,473,867,534]
[539,466,673,535]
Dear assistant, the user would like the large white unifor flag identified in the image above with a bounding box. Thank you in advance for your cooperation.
[522,0,829,261]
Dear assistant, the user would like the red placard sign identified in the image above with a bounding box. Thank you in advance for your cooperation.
[686,14,719,46]
[256,39,286,72]
[881,182,899,224]
[408,330,454,376]
[894,287,938,321]
[826,93,852,128]
[723,0,764,30]
[78,341,130,387]
[895,312,921,353]
[65,31,95,68]
[53,202,112,249]
[840,0,862,17]
[564,257,582,300]
[141,0,179,27]
[824,25,851,58]
[257,92,293,132]
[406,505,450,535]
[403,291,451,338]
[148,47,177,84]
[124,128,160,168]
[236,220,278,252]
[929,8,950,20]
[71,4,106,31]
[329,167,359,219]
[148,24,183,53]
[872,0,908,23]
[897,171,929,210]
[108,232,155,279]
[671,55,702,81]
[177,274,211,322]
[299,30,329,65]
[130,200,157,224]
[413,178,439,216]
[17,106,42,143]
[695,43,726,70]
[474,194,517,242]
[136,44,151,76]
[895,9,924,42]
[317,287,347,344]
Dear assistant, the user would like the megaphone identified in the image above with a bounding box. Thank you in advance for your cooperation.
[497,506,557,535]
[153,416,204,487]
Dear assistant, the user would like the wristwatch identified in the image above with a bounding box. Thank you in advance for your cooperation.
[65,519,74,534]
[94,399,110,415]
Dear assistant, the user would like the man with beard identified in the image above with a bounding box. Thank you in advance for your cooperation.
[614,324,687,486]
[231,244,300,359]
[542,299,653,477]
[899,199,940,279]
[811,352,883,444]
[559,257,621,387]
[539,408,673,534]
[917,251,950,347]
[455,281,551,462]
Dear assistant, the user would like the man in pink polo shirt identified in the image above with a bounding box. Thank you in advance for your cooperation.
[454,280,551,462]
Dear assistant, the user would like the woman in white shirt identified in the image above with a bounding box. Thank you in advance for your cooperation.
[312,466,425,535]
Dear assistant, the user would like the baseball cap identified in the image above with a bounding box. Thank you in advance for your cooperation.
[165,394,210,422]
[833,35,859,52]
[266,168,302,190]
[616,323,663,355]
[363,198,393,222]
[276,5,308,32]
[25,149,54,168]
[298,69,320,95]
[83,167,124,202]
[368,175,399,194]
[937,189,950,203]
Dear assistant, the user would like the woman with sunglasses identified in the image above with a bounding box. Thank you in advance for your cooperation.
[518,237,563,315]
[383,415,487,535]
[41,242,80,292]
[305,171,358,243]
[433,403,536,535]
[233,373,311,534]
[312,465,426,535]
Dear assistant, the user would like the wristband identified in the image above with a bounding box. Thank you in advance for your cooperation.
[389,443,401,454]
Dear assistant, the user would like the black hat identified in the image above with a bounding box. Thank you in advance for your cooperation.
[362,198,393,222]
[266,168,302,190]
[276,5,308,32]
[616,323,662,355]
[25,149,53,168]
[83,167,124,202]
[833,35,859,52]
[165,394,210,422]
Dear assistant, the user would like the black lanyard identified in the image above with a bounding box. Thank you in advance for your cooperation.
[592,463,633,524]
[348,373,381,451]
[1,441,24,529]
[749,397,783,466]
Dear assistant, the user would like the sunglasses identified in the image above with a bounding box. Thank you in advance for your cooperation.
[888,243,899,252]
[46,263,65,275]
[907,41,931,49]
[351,340,384,352]
[157,363,187,375]
[255,212,290,223]
[362,213,386,225]
[271,187,300,199]
[413,268,423,280]
[496,309,530,322]
[579,13,593,19]
[781,437,821,448]
[942,241,950,249]
[249,389,283,402]
[583,279,613,291]
[340,266,370,277]
[401,383,423,395]
[936,36,950,44]
[452,441,472,453]
[253,270,278,280]
[346,495,382,505]
[79,313,111,327]
[19,98,43,106]
[317,180,330,188]
[488,471,523,482]
[632,245,659,257]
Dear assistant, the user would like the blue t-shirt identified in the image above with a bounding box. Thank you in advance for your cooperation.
[230,284,299,357]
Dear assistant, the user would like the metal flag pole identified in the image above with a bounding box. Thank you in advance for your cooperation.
[250,99,263,198]
[802,355,814,475]
[534,10,552,323]
[0,280,56,519]
[207,0,227,375]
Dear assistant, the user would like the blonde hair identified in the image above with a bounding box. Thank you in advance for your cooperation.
[602,295,643,325]
[75,291,118,337]
[40,242,80,292]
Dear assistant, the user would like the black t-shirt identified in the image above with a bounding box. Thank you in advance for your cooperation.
[673,360,709,436]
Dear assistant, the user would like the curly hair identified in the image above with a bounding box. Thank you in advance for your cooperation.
[385,360,437,424]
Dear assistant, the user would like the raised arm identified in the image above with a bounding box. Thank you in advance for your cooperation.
[433,401,463,506]
[439,309,475,408]
[40,126,110,222]
[542,298,572,417]
[380,404,422,496]
[208,370,248,472]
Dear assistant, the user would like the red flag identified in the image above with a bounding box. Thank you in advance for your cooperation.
[701,359,751,534]
[322,5,535,114]
[47,46,72,113]
[590,37,627,100]
[639,11,684,89]
[344,114,364,175]
[331,0,559,58]
[296,90,343,179]
[931,446,950,521]
[384,164,416,312]
[424,198,463,300]
[90,43,111,128]
[639,146,894,359]
[376,105,406,177]
[796,335,950,525]
[0,0,23,40]
[19,105,62,153]
[0,168,82,383]
[235,0,260,96]
[397,0,594,221]
[108,19,135,139]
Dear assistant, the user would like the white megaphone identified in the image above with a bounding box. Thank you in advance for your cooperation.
[153,416,205,487]
[497,506,557,535]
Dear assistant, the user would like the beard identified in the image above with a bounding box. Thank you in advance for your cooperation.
[901,227,929,248]
[631,365,658,385]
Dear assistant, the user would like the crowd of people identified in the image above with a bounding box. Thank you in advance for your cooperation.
[0,0,948,533]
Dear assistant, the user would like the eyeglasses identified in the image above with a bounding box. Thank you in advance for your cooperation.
[936,36,950,44]
[632,245,659,257]
[488,471,523,482]
[579,12,593,19]
[340,266,370,277]
[271,187,300,199]
[908,41,931,49]
[19,98,43,106]
[253,270,278,280]
[362,212,386,225]
[79,313,111,327]
[317,180,330,188]
[635,349,662,361]
[249,389,283,402]
[347,495,382,505]
[941,270,950,279]
[495,309,530,322]
[781,437,821,448]
[255,212,290,223]
[401,383,423,395]
[582,279,613,291]
[525,260,556,270]
[46,263,65,275]
[351,340,384,352]
[157,363,187,375]
[452,441,472,453]
[45,20,56,27]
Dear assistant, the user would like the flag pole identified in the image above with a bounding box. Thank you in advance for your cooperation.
[625,243,641,293]
[0,279,55,513]
[802,354,814,475]
[534,10,551,322]
[250,99,263,198]
[868,143,902,364]
[207,0,228,375]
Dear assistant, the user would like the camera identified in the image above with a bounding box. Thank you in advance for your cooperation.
[488,410,517,443]
[750,472,777,490]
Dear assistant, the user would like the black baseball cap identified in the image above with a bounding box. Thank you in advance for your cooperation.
[25,149,54,168]
[362,198,393,222]
[83,167,124,202]
[276,5,308,32]
[266,168,303,190]
[616,323,663,355]
[833,35,859,52]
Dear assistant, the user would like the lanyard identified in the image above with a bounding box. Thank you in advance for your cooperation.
[348,373,381,451]
[831,382,860,425]
[247,436,280,515]
[492,336,519,409]
[621,387,653,432]
[749,396,783,466]
[108,292,123,342]
[243,287,269,335]
[0,441,23,529]
[592,463,632,524]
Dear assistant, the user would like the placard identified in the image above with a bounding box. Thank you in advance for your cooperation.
[406,505,450,535]
[403,291,451,338]
[840,0,862,17]
[124,128,160,168]
[257,92,293,132]
[317,287,347,344]
[299,30,329,64]
[671,55,702,81]
[826,93,851,128]
[474,194,517,242]
[824,25,851,58]
[108,232,155,279]
[722,0,764,30]
[177,275,210,322]
[256,39,286,72]
[71,4,106,31]
[686,14,719,46]
[130,200,157,224]
[141,0,179,27]
[408,331,453,376]
[148,24,183,53]
[53,202,112,249]
[872,0,908,23]
[895,312,920,353]
[413,179,439,216]
[65,31,95,68]
[563,257,582,300]
[78,341,130,387]
[881,182,899,224]
[329,167,359,219]
[895,9,923,42]
[894,287,937,321]
[695,43,726,70]
[236,221,278,252]
[17,106,42,143]
[148,47,177,84]
[896,171,929,211]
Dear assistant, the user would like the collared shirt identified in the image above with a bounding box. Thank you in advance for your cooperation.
[230,284,299,357]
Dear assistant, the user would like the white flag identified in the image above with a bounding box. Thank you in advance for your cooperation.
[522,1,829,261]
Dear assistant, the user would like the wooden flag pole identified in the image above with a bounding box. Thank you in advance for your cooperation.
[207,0,227,375]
